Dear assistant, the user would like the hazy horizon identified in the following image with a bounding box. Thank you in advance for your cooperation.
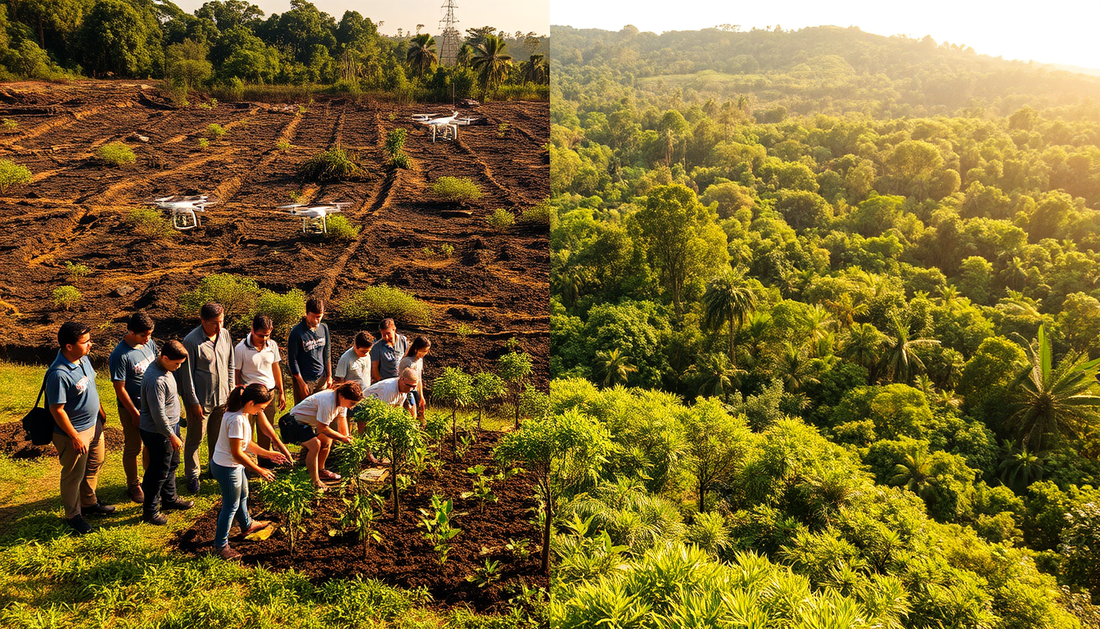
[551,0,1100,70]
[172,0,550,38]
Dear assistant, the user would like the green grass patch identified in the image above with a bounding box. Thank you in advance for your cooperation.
[486,208,515,230]
[95,142,135,167]
[325,215,359,241]
[0,159,32,193]
[51,286,81,310]
[126,207,176,240]
[340,286,432,327]
[431,177,482,204]
[299,146,362,181]
[519,199,551,226]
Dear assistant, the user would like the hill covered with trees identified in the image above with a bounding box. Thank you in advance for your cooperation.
[549,24,1100,629]
[0,0,549,101]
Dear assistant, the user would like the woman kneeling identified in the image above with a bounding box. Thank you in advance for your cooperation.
[211,383,289,560]
[292,382,360,490]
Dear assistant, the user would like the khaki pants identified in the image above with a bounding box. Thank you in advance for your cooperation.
[248,401,277,450]
[53,423,105,519]
[292,377,326,406]
[117,405,146,488]
[183,405,224,480]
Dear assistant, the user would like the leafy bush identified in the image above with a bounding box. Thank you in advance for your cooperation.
[52,285,81,310]
[2,118,17,132]
[433,367,473,453]
[326,215,359,240]
[519,199,551,225]
[355,398,424,520]
[418,494,461,565]
[0,160,32,193]
[63,261,91,281]
[253,288,306,336]
[127,207,176,240]
[96,142,135,166]
[299,145,362,181]
[179,273,259,323]
[486,208,514,230]
[341,285,432,327]
[260,467,318,557]
[385,128,407,156]
[431,177,482,204]
[275,140,291,152]
[206,123,226,139]
[198,138,209,150]
[391,153,412,169]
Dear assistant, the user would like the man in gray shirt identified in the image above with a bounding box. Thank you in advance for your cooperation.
[139,340,194,524]
[174,302,235,494]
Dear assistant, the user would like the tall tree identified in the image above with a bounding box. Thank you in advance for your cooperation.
[880,315,940,384]
[405,33,437,82]
[471,33,511,97]
[701,269,757,367]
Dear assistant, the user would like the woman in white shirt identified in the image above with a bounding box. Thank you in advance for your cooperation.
[211,383,289,560]
[291,381,360,490]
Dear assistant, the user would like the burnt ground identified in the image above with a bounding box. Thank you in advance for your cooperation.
[0,81,549,386]
[173,430,547,612]
[0,420,124,458]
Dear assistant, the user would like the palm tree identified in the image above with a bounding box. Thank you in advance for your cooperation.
[455,42,474,68]
[472,34,512,98]
[701,270,757,367]
[879,315,940,385]
[1001,256,1029,291]
[405,34,438,83]
[1008,324,1100,451]
[841,322,883,382]
[594,348,637,388]
[776,341,819,392]
[804,303,837,344]
[695,352,742,400]
[890,447,936,500]
[998,440,1045,491]
[823,292,868,329]
[521,53,548,84]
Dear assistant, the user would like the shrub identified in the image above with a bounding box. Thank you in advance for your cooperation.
[275,140,291,152]
[432,367,473,454]
[299,145,362,181]
[63,261,91,281]
[356,398,423,520]
[497,123,509,138]
[198,138,209,150]
[385,128,407,156]
[127,207,176,240]
[431,177,482,204]
[96,142,136,166]
[2,119,17,132]
[206,123,226,139]
[486,208,514,230]
[52,285,81,310]
[519,199,551,225]
[326,215,359,241]
[456,323,477,341]
[179,273,259,323]
[341,285,432,327]
[440,244,454,257]
[253,288,306,336]
[260,467,318,557]
[0,160,32,193]
[392,153,412,169]
[418,494,461,565]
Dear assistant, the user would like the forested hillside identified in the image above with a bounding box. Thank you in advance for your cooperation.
[0,0,548,100]
[548,24,1100,629]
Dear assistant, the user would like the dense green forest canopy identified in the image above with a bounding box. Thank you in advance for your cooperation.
[548,25,1100,629]
[0,0,549,98]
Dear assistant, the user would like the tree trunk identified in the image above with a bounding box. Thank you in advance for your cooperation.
[729,318,737,368]
[541,486,552,575]
[391,459,400,520]
[699,477,706,513]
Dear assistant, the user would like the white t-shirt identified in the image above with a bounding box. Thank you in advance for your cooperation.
[212,410,252,468]
[290,389,346,427]
[233,334,281,389]
[397,354,423,384]
[336,347,371,391]
[365,377,408,407]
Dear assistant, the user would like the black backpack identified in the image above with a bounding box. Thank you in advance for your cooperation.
[22,379,54,446]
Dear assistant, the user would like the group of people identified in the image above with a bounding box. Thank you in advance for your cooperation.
[44,297,431,558]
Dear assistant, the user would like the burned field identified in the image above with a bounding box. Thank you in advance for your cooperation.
[0,81,549,383]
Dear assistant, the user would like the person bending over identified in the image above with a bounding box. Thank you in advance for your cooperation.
[290,382,360,490]
[210,383,289,560]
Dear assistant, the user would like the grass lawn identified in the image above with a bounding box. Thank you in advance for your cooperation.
[0,362,542,629]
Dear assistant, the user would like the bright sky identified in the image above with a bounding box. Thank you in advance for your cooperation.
[551,0,1100,70]
[174,0,550,38]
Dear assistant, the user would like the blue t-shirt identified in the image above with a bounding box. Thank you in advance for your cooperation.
[369,335,408,381]
[287,319,330,381]
[108,338,158,405]
[45,352,101,434]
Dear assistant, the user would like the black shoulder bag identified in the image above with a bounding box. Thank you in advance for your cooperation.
[22,378,54,446]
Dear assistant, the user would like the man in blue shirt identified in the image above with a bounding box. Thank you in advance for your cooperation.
[288,298,332,404]
[108,311,157,504]
[369,318,408,383]
[47,321,113,535]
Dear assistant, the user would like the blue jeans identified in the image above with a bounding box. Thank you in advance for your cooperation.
[210,460,252,549]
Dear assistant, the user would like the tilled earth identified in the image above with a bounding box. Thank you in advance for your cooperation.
[173,430,547,611]
[0,81,549,385]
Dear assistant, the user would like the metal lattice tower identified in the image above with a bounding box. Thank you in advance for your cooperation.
[438,0,460,66]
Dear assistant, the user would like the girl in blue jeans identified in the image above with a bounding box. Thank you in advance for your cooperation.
[210,383,289,559]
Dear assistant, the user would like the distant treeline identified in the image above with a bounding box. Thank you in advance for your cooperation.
[0,0,550,101]
[552,24,1100,118]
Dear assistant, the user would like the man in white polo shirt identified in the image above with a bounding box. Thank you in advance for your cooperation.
[364,367,419,420]
[233,314,292,462]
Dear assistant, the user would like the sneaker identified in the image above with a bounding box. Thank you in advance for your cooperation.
[162,498,194,511]
[142,512,168,525]
[185,476,200,495]
[68,515,93,535]
[82,501,116,516]
[218,545,242,560]
[128,484,144,504]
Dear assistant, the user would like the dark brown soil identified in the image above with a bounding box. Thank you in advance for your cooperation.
[0,80,549,388]
[0,420,124,458]
[172,430,547,612]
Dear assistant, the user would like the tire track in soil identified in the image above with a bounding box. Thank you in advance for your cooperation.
[0,100,134,147]
[451,135,531,207]
[91,151,235,205]
[25,207,95,266]
[330,108,346,146]
[211,113,307,205]
[313,166,399,303]
[163,105,263,144]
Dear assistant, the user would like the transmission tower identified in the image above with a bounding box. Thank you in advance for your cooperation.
[438,0,460,66]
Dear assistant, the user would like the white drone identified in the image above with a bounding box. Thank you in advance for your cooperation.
[278,201,350,234]
[145,195,218,230]
[415,111,467,142]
